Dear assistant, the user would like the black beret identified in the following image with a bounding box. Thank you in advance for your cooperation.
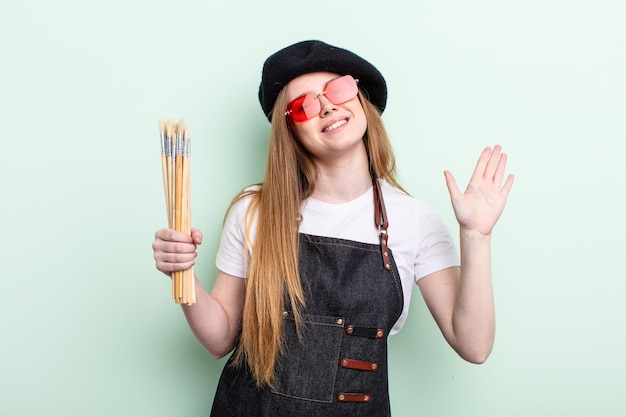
[259,40,387,121]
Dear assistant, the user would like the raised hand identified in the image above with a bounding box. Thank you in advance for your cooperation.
[443,145,514,236]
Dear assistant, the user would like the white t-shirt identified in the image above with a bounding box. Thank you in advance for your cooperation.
[216,180,460,336]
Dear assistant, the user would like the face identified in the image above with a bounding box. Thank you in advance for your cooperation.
[284,72,367,161]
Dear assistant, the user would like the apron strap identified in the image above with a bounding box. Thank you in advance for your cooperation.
[373,178,392,271]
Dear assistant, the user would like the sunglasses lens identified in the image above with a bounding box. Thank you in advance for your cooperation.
[287,93,320,123]
[325,76,359,105]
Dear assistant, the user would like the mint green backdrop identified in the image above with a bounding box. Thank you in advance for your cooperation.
[2,1,625,416]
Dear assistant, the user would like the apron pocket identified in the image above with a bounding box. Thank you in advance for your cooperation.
[271,313,345,403]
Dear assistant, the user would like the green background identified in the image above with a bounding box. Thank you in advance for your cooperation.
[2,0,625,415]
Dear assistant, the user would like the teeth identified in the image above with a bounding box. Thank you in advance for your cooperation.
[324,119,347,132]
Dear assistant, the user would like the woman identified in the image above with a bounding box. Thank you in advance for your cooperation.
[153,40,513,416]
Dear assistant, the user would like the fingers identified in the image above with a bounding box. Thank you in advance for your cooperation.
[484,145,503,181]
[470,146,492,182]
[501,173,515,198]
[153,228,200,275]
[488,146,514,194]
[472,145,512,189]
[155,228,194,243]
[155,253,197,274]
[446,146,513,234]
[492,150,507,186]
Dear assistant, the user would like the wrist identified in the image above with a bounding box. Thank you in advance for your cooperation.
[459,227,492,243]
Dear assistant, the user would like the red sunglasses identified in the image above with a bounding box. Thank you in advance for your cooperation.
[284,75,359,123]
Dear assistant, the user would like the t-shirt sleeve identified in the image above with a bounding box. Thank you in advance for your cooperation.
[413,204,460,282]
[215,197,250,279]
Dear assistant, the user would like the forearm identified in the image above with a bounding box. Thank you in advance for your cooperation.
[452,228,495,363]
[180,276,242,359]
[438,144,512,362]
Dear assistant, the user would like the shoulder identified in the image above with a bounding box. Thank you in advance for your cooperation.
[380,180,440,222]
[226,184,261,218]
[380,179,456,259]
[221,185,263,243]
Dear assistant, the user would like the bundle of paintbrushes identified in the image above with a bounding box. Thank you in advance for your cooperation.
[159,119,195,305]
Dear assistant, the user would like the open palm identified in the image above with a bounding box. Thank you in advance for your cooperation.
[444,145,514,236]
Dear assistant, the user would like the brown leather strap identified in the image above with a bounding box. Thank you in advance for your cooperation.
[337,393,372,403]
[373,178,392,270]
[340,358,379,372]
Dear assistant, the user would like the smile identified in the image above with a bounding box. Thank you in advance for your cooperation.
[323,118,348,133]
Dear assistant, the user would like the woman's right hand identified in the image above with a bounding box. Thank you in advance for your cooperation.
[152,228,203,276]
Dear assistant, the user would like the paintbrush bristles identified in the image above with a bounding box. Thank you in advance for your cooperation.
[159,118,195,305]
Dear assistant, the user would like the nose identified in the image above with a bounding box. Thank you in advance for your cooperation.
[317,94,337,117]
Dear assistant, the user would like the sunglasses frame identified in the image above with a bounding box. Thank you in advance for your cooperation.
[284,75,359,123]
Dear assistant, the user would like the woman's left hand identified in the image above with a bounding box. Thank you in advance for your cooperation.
[444,145,514,236]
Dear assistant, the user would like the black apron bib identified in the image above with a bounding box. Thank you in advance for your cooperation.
[211,181,403,417]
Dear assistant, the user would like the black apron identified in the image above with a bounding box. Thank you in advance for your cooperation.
[211,180,403,417]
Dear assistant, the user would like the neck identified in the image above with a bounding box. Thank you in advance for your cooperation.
[310,144,373,203]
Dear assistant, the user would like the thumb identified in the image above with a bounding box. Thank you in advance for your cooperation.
[443,170,461,200]
[191,228,203,245]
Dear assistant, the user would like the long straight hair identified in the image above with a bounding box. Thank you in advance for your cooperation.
[231,88,403,388]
